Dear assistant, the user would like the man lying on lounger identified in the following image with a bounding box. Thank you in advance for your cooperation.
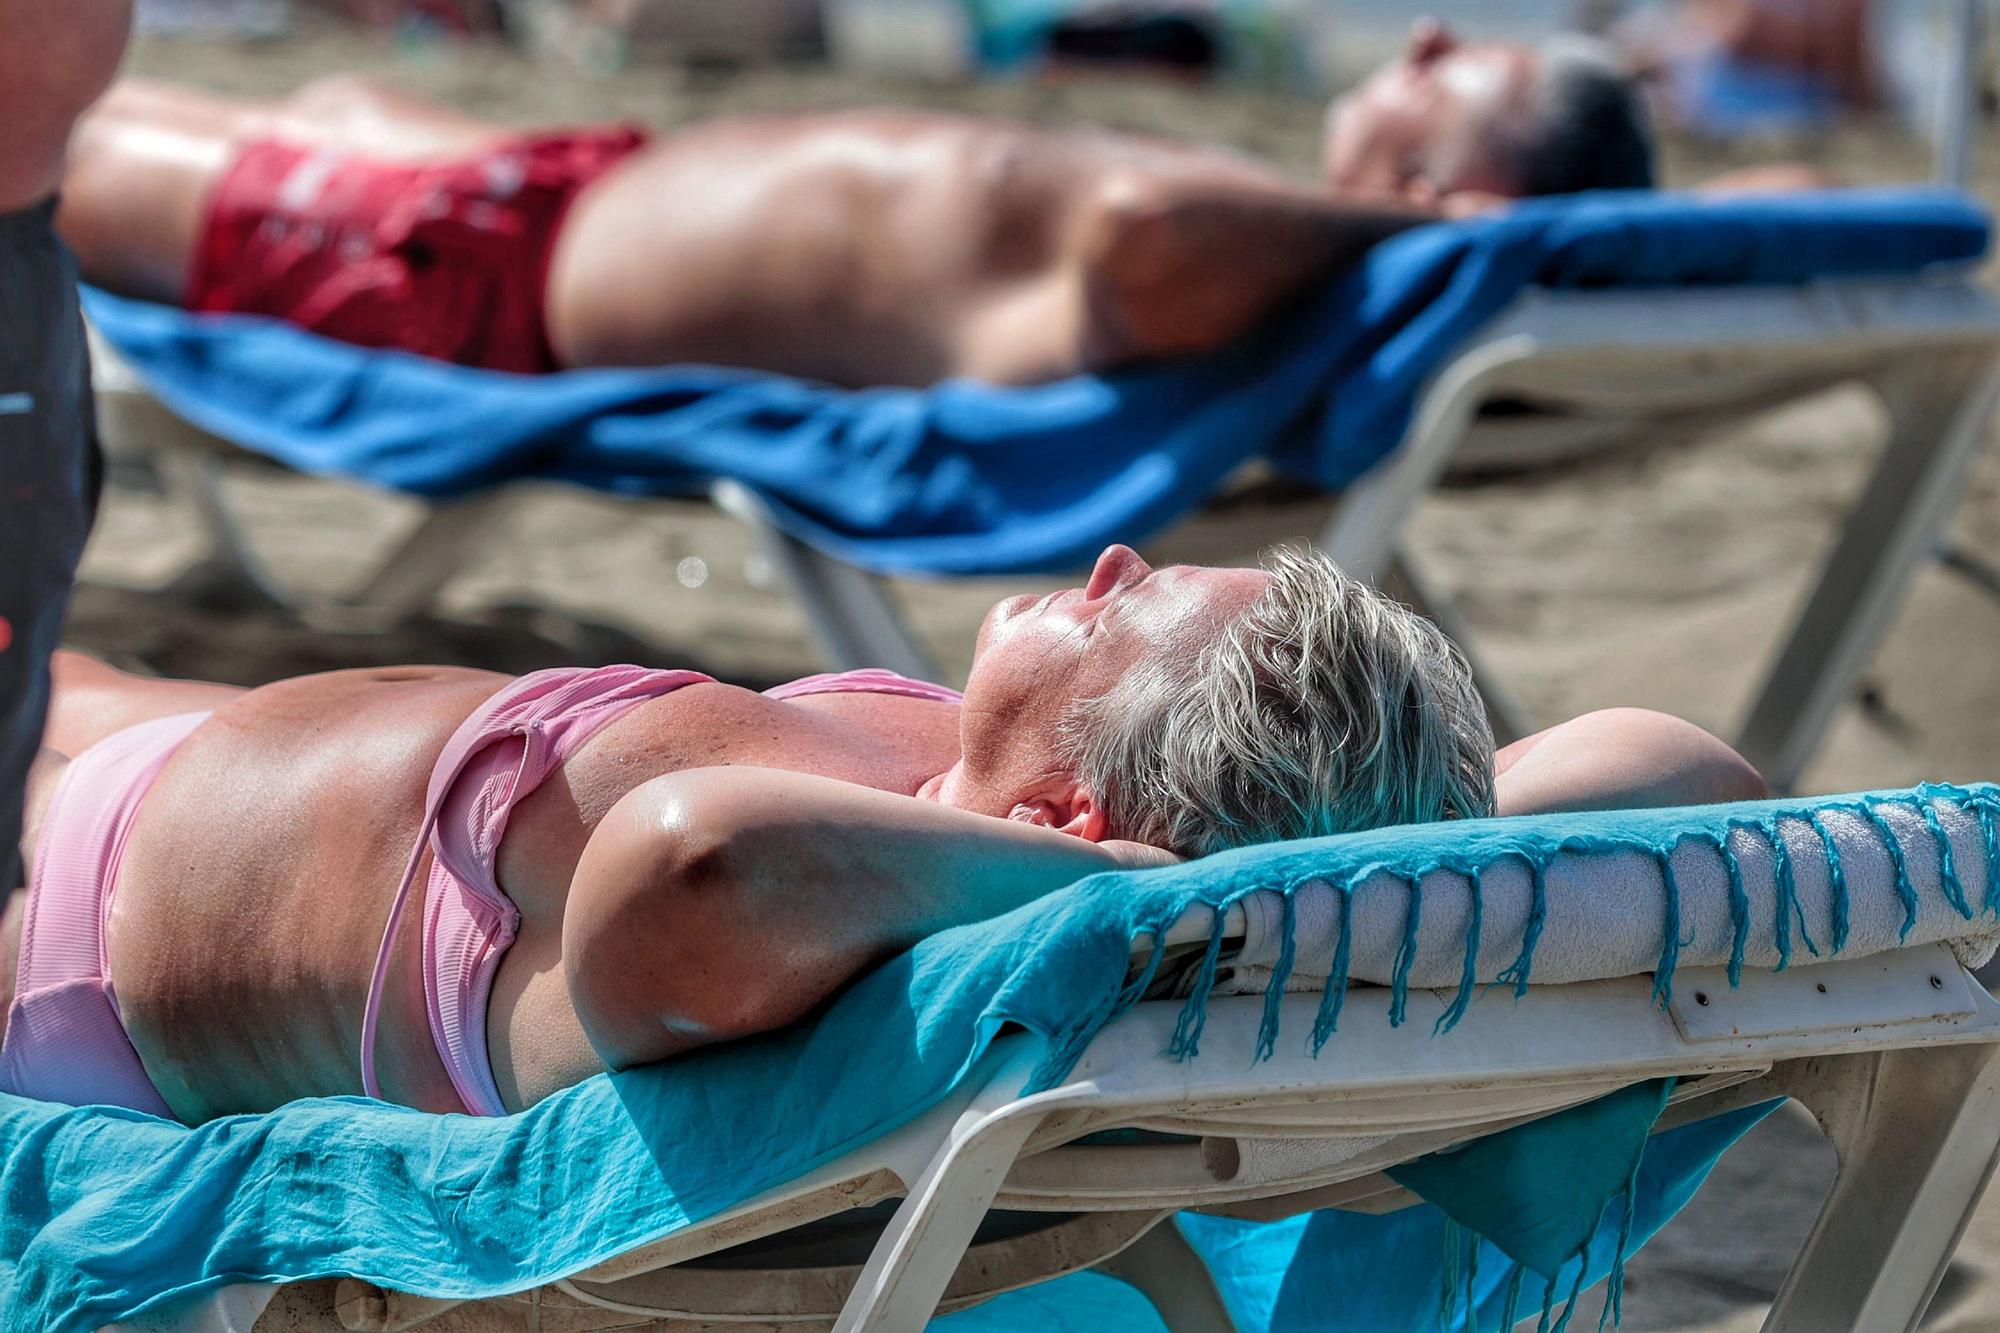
[4,544,1763,1124]
[60,20,1659,388]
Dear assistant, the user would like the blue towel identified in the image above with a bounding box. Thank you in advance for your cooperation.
[85,188,1988,577]
[8,784,1990,1332]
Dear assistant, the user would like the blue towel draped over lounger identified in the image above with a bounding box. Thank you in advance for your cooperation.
[10,785,1996,1332]
[84,188,1987,576]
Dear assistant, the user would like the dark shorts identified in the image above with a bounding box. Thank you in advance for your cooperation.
[0,200,99,889]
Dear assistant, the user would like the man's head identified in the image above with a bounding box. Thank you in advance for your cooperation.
[1322,18,1655,212]
[950,543,1496,856]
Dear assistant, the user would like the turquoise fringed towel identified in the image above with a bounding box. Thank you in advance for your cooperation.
[3,785,1995,1331]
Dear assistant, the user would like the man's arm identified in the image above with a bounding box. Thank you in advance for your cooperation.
[1075,176,1434,367]
[0,0,133,210]
[562,767,1149,1070]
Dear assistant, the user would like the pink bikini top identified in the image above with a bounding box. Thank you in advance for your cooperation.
[358,664,963,1113]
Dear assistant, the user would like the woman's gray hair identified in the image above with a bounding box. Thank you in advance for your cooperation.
[1061,546,1496,857]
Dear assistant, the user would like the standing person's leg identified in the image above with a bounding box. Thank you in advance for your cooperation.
[0,201,99,889]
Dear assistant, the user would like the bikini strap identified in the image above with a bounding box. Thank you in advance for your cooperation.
[358,804,443,1102]
[358,666,712,1103]
[767,668,963,704]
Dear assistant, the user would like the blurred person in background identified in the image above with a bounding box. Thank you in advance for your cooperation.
[1617,0,1943,139]
[0,0,131,892]
[60,19,1657,388]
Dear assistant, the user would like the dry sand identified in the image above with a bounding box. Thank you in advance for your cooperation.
[65,26,2000,1330]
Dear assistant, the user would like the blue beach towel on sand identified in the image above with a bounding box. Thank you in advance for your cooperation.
[9,785,1995,1332]
[85,188,1987,577]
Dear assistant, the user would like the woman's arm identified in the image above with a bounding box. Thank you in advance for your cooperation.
[562,767,1149,1070]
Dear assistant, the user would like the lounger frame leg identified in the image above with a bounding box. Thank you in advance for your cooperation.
[712,479,944,682]
[166,452,301,612]
[1762,1042,2000,1332]
[1090,1219,1238,1333]
[161,452,502,628]
[832,1105,1047,1332]
[1737,352,2000,792]
[343,492,510,622]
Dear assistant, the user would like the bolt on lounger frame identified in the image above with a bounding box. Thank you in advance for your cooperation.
[87,272,2000,788]
[256,942,2000,1333]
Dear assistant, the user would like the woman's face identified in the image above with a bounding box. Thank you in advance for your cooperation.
[953,545,1269,812]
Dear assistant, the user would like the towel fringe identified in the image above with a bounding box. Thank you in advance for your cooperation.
[1599,1144,1645,1331]
[1255,891,1298,1063]
[1390,875,1423,1029]
[1858,801,1919,942]
[1310,881,1355,1054]
[1435,868,1483,1036]
[1463,1226,1480,1330]
[1916,798,1973,919]
[1931,783,2000,917]
[1499,1266,1526,1333]
[1806,809,1851,953]
[1167,904,1231,1060]
[1494,856,1548,998]
[1549,1242,1591,1333]
[1439,1217,1463,1331]
[1718,829,1749,989]
[1650,846,1682,1010]
[1767,816,1819,965]
[1964,787,2000,918]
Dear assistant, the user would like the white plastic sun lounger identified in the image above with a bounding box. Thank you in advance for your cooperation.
[86,267,2000,788]
[1322,274,2000,791]
[98,787,2000,1333]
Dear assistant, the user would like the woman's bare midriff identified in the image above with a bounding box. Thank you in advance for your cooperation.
[37,665,956,1123]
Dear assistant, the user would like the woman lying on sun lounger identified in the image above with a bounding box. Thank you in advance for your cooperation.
[59,21,1656,387]
[4,544,1761,1124]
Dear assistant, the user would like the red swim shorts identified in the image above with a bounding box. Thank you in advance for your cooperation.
[184,126,649,373]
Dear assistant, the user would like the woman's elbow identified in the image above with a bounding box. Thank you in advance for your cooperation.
[1605,708,1769,806]
[566,798,823,1066]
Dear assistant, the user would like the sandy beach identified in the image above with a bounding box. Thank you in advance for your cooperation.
[64,22,2000,1329]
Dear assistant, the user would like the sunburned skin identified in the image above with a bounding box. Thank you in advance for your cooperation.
[8,545,1764,1124]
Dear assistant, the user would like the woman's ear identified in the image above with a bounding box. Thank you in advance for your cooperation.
[1008,786,1110,842]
